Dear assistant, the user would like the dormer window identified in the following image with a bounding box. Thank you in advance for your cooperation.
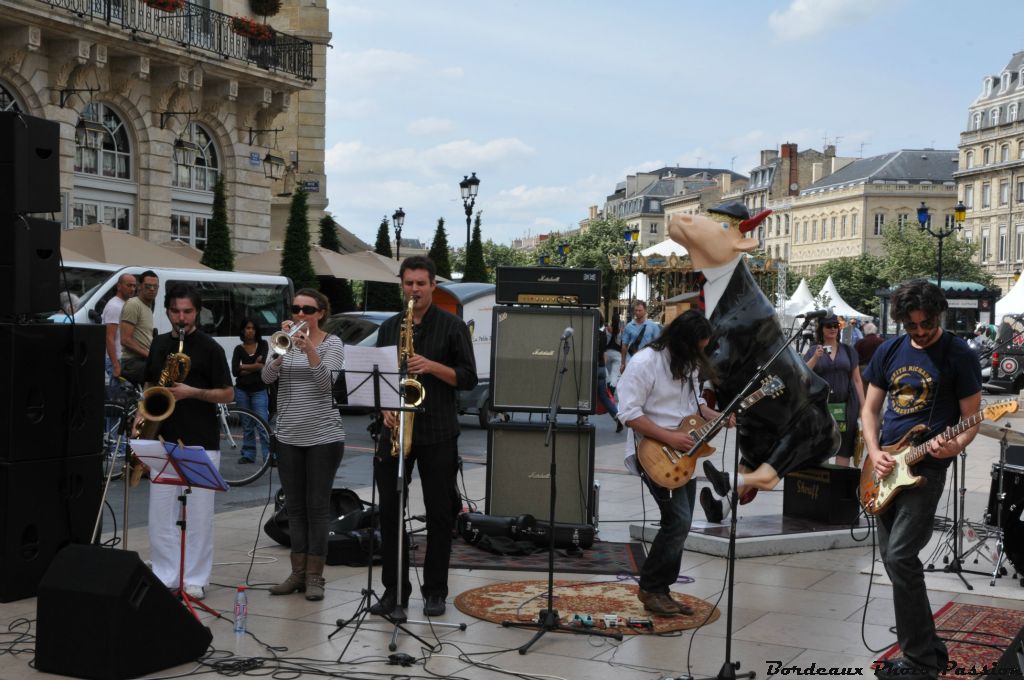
[986,76,994,96]
[973,112,983,130]
[1019,69,1024,88]
[1001,72,1011,93]
[993,107,1001,126]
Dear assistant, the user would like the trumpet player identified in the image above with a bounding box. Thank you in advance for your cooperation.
[143,284,234,600]
[261,289,345,602]
[371,255,477,619]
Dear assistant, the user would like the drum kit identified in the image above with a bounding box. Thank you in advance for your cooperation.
[975,421,1024,585]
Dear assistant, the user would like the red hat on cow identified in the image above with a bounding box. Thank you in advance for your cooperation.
[708,201,772,234]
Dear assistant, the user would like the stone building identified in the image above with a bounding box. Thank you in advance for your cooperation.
[0,0,328,255]
[777,149,958,275]
[956,50,1024,292]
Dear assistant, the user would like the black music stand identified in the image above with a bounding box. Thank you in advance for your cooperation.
[500,331,622,652]
[132,438,229,620]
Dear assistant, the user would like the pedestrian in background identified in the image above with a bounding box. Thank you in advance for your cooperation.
[231,317,270,465]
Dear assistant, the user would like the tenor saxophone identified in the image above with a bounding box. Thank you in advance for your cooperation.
[135,324,191,440]
[391,297,424,457]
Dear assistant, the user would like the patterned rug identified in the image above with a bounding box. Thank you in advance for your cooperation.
[454,579,719,635]
[877,601,1024,672]
[410,536,646,576]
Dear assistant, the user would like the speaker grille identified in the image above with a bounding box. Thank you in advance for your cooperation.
[486,422,594,524]
[490,306,597,413]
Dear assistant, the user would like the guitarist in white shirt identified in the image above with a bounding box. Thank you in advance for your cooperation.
[861,280,982,680]
[618,310,735,617]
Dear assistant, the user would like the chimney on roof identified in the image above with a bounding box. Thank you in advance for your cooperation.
[588,205,598,219]
[760,149,779,165]
[780,143,797,159]
[719,173,731,194]
[824,145,836,157]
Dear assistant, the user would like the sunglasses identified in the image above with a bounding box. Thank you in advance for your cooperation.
[291,304,320,315]
[822,324,839,329]
[904,318,938,331]
[141,283,159,291]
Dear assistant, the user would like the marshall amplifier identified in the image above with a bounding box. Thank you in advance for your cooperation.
[495,266,601,307]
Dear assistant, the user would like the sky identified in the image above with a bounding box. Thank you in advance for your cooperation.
[323,0,1024,250]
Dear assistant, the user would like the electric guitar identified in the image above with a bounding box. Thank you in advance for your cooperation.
[860,398,1022,515]
[637,376,785,489]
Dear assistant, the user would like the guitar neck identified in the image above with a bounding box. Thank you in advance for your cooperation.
[904,410,985,466]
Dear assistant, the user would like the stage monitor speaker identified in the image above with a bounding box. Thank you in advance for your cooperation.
[0,453,102,602]
[486,421,595,525]
[0,217,60,318]
[36,544,213,680]
[0,111,60,215]
[0,323,105,461]
[490,306,597,414]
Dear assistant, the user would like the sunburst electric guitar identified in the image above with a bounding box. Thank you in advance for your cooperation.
[637,376,785,489]
[860,398,1022,515]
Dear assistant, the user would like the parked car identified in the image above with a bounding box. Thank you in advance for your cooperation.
[325,282,498,428]
[984,314,1024,394]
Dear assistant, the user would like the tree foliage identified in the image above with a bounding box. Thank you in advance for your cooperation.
[365,216,402,311]
[428,217,452,279]
[462,211,488,282]
[878,222,990,287]
[280,184,317,290]
[318,214,342,253]
[200,174,233,271]
[317,214,355,312]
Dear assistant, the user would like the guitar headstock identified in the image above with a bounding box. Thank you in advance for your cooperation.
[761,375,785,399]
[985,398,1022,422]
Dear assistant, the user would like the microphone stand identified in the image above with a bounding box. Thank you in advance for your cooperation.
[501,331,621,653]
[676,316,811,680]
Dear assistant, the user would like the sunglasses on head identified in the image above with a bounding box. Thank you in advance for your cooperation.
[904,318,938,331]
[291,304,320,315]
[822,323,839,329]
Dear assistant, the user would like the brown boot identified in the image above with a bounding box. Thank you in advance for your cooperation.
[270,553,306,596]
[305,555,326,601]
[637,589,685,616]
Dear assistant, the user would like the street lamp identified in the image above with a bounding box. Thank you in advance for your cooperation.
[459,172,481,254]
[917,200,963,289]
[392,207,405,261]
[624,226,640,316]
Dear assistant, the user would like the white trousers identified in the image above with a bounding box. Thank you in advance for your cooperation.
[148,448,220,588]
[605,350,622,388]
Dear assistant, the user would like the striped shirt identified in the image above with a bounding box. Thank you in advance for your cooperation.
[377,303,477,446]
[262,333,345,447]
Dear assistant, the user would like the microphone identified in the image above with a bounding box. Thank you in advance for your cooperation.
[561,327,574,340]
[797,309,830,320]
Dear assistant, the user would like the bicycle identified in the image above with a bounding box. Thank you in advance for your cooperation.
[101,381,275,488]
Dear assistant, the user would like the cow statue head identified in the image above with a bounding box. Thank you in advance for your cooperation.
[667,201,772,270]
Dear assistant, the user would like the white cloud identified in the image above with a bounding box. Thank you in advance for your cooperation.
[331,49,421,85]
[324,137,535,177]
[328,1,377,22]
[622,160,666,175]
[407,117,454,135]
[437,66,464,79]
[326,97,378,119]
[769,0,888,40]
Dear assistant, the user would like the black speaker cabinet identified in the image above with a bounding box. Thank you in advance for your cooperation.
[486,421,595,525]
[491,306,597,413]
[0,453,102,602]
[1007,445,1024,467]
[36,545,213,680]
[0,216,60,318]
[0,111,60,215]
[782,464,860,525]
[0,323,105,462]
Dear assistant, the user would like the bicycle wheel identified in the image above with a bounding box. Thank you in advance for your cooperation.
[101,402,130,481]
[218,406,273,487]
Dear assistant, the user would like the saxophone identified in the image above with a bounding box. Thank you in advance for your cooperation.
[135,324,192,440]
[391,297,424,457]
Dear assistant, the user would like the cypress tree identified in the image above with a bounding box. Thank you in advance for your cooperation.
[280,184,317,290]
[318,214,355,312]
[462,210,487,282]
[428,217,452,279]
[365,216,402,310]
[199,174,234,271]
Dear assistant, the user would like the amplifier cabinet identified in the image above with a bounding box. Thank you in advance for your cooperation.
[782,464,860,525]
[486,421,595,525]
[490,306,597,414]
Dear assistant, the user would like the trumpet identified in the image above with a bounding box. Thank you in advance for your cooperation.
[270,320,308,355]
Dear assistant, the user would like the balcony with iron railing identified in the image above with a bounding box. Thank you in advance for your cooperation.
[35,0,313,80]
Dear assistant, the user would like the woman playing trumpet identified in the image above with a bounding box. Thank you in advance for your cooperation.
[261,289,345,601]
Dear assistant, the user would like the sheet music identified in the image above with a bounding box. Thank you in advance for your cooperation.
[343,345,401,408]
[130,439,181,483]
[129,439,230,491]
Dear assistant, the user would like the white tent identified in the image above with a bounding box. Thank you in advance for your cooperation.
[641,239,687,258]
[784,279,815,316]
[997,276,1024,319]
[619,271,650,301]
[818,276,871,320]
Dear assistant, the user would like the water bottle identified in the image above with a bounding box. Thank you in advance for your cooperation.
[233,586,248,634]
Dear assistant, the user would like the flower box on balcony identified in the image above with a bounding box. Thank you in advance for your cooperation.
[231,17,274,42]
[144,0,185,11]
[250,0,281,17]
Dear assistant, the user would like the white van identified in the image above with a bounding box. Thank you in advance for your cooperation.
[58,261,293,357]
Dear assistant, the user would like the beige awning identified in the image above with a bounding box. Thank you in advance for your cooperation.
[61,224,211,270]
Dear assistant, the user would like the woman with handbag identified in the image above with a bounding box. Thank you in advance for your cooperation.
[804,313,864,467]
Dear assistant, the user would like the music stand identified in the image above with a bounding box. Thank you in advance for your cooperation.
[327,349,464,655]
[131,438,229,620]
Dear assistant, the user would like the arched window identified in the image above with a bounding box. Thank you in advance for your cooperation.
[984,146,993,165]
[973,112,982,130]
[0,82,22,112]
[173,122,219,191]
[966,150,974,169]
[1002,72,1011,93]
[74,103,131,180]
[1011,103,1019,122]
[993,107,1001,126]
[1002,144,1010,163]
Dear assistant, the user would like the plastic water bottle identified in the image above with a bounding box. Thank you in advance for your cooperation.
[233,586,248,634]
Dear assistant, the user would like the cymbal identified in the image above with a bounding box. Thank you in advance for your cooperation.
[978,421,1024,445]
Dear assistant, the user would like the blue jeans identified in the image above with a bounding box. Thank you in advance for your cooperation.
[639,475,696,593]
[597,367,618,419]
[877,465,948,677]
[276,440,345,556]
[234,388,270,461]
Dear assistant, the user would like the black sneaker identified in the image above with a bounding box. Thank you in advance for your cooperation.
[615,418,624,433]
[703,460,731,497]
[423,594,446,617]
[700,487,724,523]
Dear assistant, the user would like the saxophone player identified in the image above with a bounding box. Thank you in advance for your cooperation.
[142,284,234,600]
[371,255,477,618]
